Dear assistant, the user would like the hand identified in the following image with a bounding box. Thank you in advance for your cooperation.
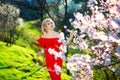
[67,30,75,44]
[36,49,44,58]
[36,53,42,58]
[70,30,75,38]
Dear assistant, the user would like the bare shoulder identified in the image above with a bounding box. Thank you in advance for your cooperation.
[54,31,60,35]
[41,31,60,38]
[41,34,47,38]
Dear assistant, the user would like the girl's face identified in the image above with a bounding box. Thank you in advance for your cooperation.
[45,20,54,30]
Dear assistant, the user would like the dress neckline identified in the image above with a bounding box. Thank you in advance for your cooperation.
[41,37,59,39]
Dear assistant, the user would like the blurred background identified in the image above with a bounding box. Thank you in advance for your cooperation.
[0,0,120,80]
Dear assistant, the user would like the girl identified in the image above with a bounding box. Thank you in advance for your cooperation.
[37,18,74,80]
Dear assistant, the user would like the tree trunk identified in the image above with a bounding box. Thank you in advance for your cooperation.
[64,0,70,75]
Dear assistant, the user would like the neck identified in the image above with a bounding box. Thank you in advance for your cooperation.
[47,30,54,34]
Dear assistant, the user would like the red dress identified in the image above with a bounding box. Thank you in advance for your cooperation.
[37,38,63,80]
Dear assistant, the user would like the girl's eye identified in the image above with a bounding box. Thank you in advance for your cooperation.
[47,23,50,25]
[47,22,51,25]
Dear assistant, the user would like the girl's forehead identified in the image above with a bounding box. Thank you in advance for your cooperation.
[45,20,52,23]
[46,20,52,22]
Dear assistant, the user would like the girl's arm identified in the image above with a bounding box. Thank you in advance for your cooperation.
[36,48,44,57]
[62,30,74,46]
[67,30,75,45]
[67,30,74,44]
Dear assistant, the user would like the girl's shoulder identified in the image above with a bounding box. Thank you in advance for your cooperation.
[41,35,46,38]
[40,31,60,38]
[53,31,60,35]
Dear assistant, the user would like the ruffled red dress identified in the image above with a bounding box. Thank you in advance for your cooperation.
[37,38,62,80]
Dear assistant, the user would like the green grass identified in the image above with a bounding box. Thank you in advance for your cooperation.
[0,41,71,80]
[15,20,41,50]
[23,20,41,37]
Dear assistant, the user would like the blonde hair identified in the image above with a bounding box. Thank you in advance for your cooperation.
[41,18,55,35]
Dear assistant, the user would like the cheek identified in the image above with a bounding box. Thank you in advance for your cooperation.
[52,26,55,29]
[44,26,48,30]
[52,24,55,28]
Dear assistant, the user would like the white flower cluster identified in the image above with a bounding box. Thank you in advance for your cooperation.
[54,64,61,75]
[58,32,65,43]
[48,48,62,60]
[68,0,120,79]
[58,32,67,54]
[67,54,93,80]
[58,32,67,60]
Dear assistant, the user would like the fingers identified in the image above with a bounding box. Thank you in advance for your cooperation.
[70,30,75,37]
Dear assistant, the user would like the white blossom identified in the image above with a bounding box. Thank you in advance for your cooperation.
[54,64,61,75]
